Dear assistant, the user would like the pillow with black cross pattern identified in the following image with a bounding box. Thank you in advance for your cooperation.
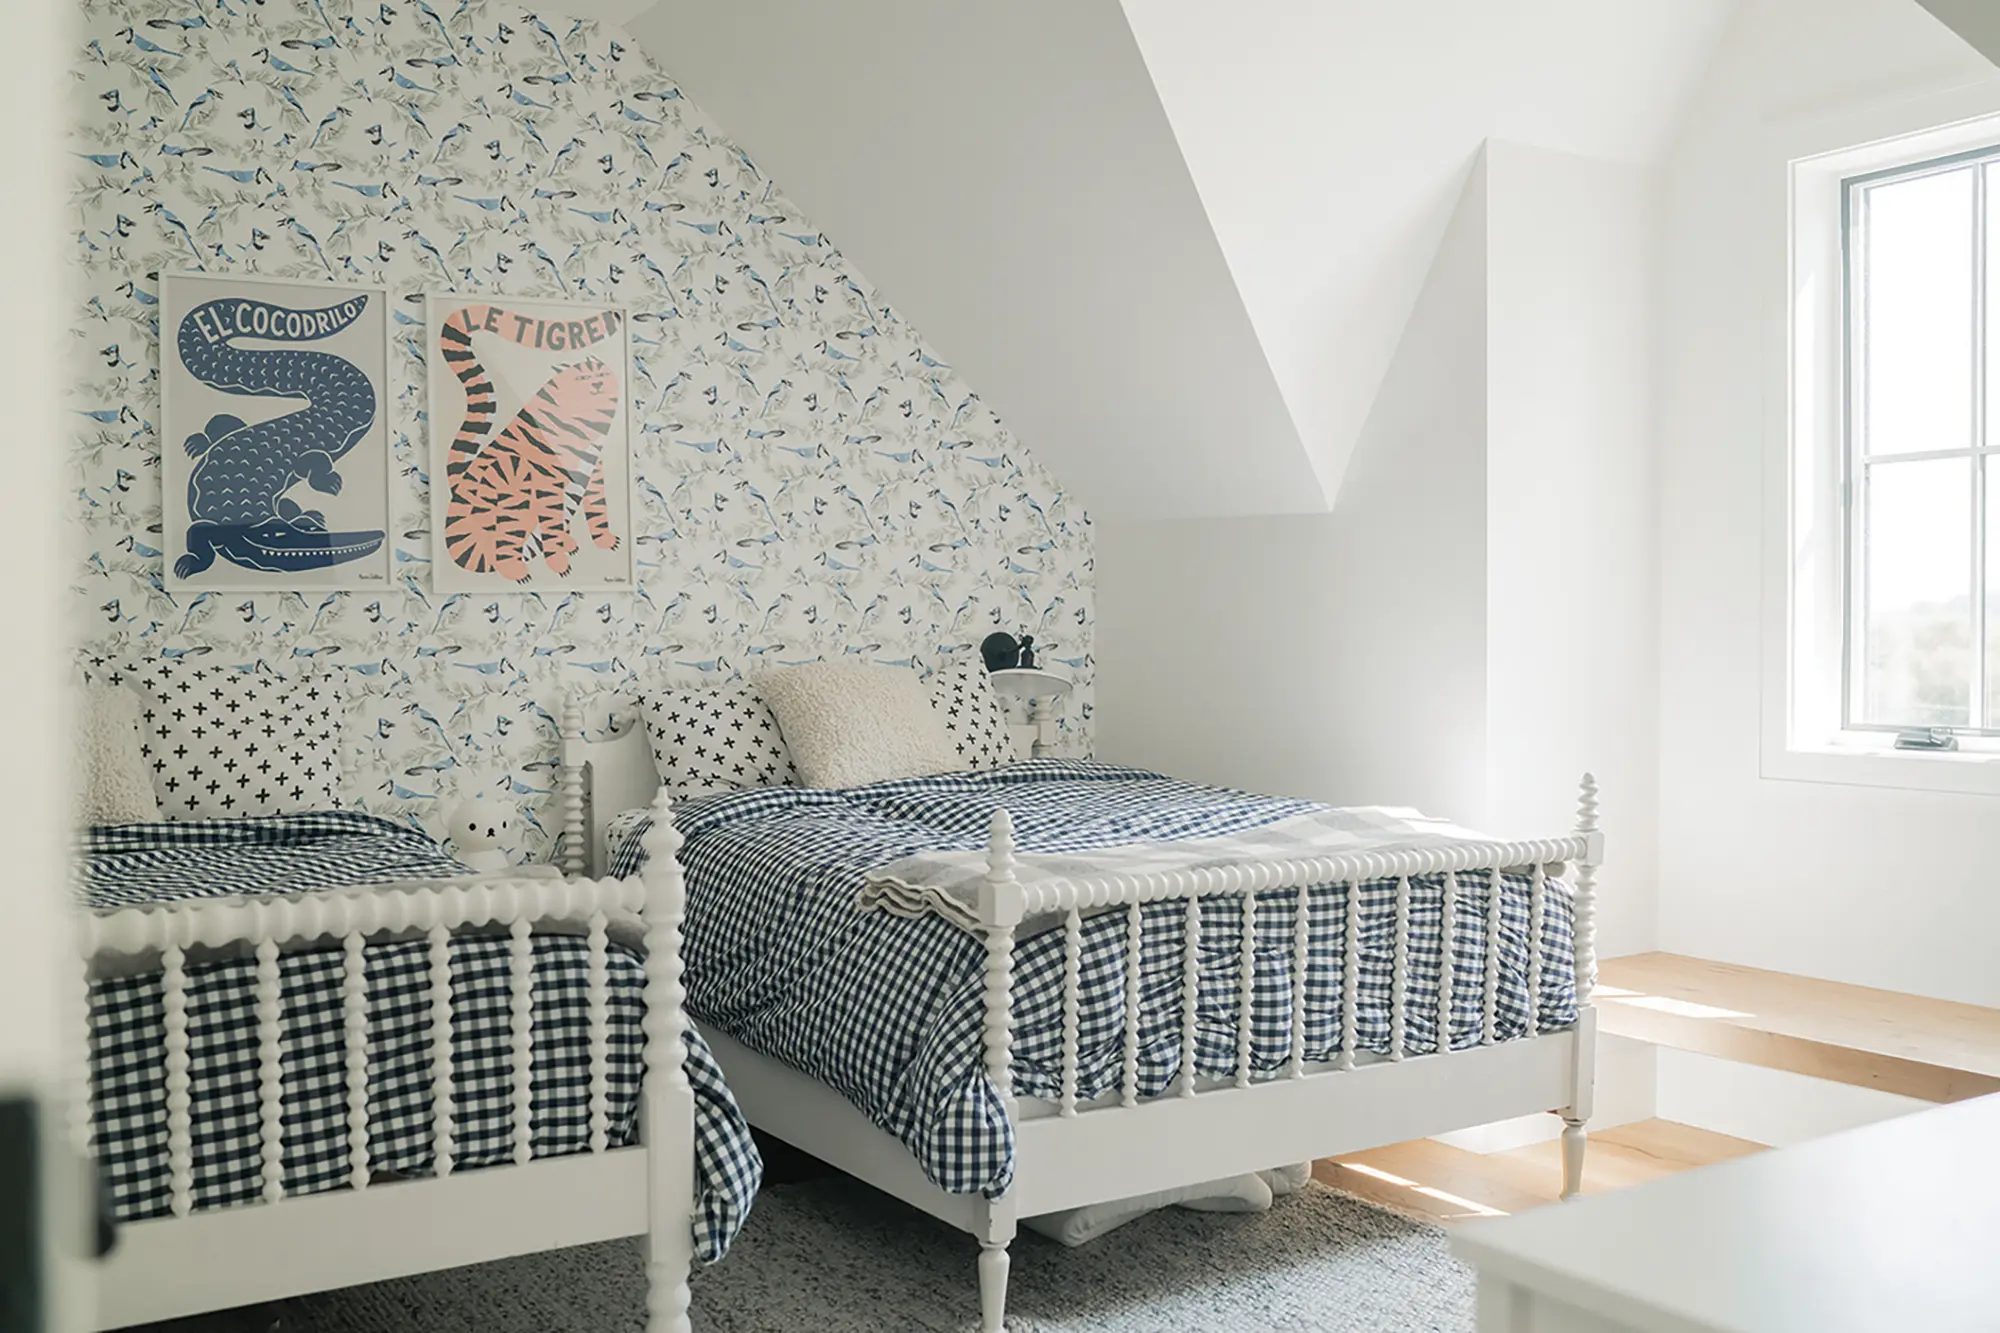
[638,684,799,799]
[89,659,342,820]
[927,662,1017,771]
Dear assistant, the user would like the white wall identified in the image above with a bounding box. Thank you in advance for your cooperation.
[1656,0,1999,1142]
[1484,141,1660,959]
[1096,155,1490,816]
[1658,0,1998,1004]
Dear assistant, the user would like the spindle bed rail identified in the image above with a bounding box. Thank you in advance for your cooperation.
[561,700,1602,1333]
[75,799,698,1332]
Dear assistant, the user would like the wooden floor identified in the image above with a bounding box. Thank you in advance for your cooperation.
[1596,953,2000,1104]
[1315,1119,1763,1226]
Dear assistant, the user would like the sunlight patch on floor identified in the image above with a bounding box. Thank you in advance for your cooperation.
[1336,1161,1509,1218]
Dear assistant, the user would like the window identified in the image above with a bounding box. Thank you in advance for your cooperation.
[1842,148,2000,735]
[1771,96,2000,793]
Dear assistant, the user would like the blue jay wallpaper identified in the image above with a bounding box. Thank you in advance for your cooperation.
[69,0,1096,861]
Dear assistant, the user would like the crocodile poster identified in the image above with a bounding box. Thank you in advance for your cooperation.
[161,274,390,590]
[425,294,635,593]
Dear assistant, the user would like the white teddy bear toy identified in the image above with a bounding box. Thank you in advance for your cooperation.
[446,794,517,874]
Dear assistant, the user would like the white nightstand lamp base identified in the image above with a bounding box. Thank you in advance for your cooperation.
[986,668,1072,759]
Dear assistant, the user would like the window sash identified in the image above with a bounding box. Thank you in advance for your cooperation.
[1842,147,1998,736]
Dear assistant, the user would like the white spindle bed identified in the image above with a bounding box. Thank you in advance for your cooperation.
[562,705,1602,1333]
[77,796,700,1332]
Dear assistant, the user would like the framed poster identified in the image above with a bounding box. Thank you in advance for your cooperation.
[160,272,391,590]
[425,294,635,592]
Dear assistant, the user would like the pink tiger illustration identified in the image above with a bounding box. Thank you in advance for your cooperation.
[437,304,623,582]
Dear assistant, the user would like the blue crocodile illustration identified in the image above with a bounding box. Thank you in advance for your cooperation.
[174,292,385,579]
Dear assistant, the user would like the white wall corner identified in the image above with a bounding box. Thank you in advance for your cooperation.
[1096,149,1489,814]
[1482,140,1662,963]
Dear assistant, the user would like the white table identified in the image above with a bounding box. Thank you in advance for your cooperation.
[1450,1095,2000,1332]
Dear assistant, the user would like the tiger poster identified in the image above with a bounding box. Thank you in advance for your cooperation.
[425,294,635,592]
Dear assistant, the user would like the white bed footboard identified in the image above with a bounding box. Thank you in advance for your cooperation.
[973,774,1602,1116]
[954,777,1602,1331]
[77,791,696,1332]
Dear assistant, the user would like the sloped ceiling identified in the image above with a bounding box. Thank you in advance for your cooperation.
[624,0,1319,520]
[1122,0,1741,500]
[1911,0,2000,65]
[562,0,1739,517]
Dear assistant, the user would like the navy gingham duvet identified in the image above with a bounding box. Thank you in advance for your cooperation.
[76,812,761,1262]
[609,759,1578,1200]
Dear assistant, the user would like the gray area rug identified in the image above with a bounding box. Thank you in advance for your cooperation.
[144,1179,1474,1332]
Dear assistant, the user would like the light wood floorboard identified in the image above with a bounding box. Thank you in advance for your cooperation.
[1596,953,2000,1103]
[1315,1119,1764,1226]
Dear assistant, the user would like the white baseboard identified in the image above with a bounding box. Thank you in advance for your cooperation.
[1655,1049,1929,1146]
[1433,1035,1657,1154]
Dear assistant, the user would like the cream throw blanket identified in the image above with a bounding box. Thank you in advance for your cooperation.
[858,805,1535,931]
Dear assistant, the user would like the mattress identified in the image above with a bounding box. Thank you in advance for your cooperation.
[77,812,762,1262]
[609,759,1579,1200]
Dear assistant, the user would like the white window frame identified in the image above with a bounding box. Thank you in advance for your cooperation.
[1766,80,2000,796]
[1841,145,1997,738]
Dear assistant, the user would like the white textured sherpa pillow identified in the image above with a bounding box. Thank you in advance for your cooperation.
[77,683,160,826]
[755,663,961,789]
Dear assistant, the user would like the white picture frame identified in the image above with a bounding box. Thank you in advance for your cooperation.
[159,272,392,591]
[425,293,636,593]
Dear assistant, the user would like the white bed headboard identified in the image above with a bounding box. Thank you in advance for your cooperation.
[558,698,661,879]
[557,693,1051,878]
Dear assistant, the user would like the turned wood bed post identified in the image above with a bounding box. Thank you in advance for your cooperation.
[559,699,588,878]
[640,792,697,1333]
[79,858,701,1329]
[976,807,1024,1333]
[1561,773,1602,1202]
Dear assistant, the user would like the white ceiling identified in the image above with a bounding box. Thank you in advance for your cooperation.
[578,0,1745,517]
[1121,0,1744,499]
[633,0,1320,520]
